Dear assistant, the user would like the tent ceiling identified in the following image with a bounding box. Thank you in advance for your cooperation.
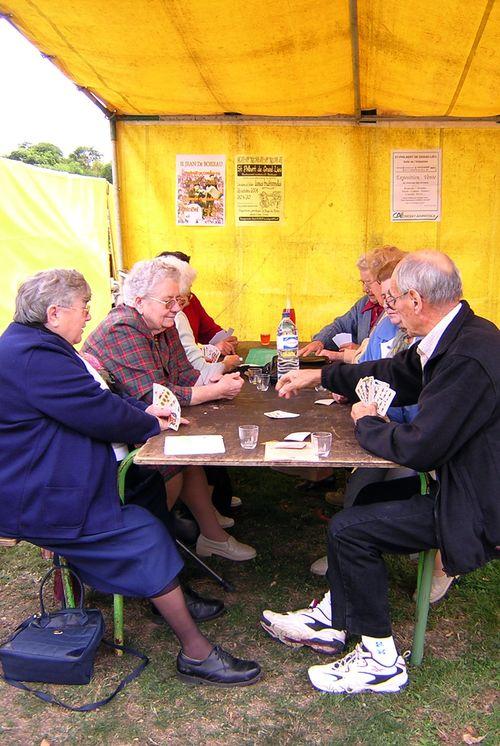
[2,0,499,118]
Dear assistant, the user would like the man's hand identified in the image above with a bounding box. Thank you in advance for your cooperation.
[298,340,323,358]
[215,372,244,399]
[216,336,238,355]
[145,404,173,431]
[351,401,378,423]
[331,392,349,404]
[276,369,321,398]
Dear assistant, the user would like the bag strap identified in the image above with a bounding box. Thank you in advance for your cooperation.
[1,639,149,712]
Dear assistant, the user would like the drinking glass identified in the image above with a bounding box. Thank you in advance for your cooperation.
[260,333,271,346]
[238,425,259,449]
[247,368,261,385]
[256,373,270,391]
[311,431,332,459]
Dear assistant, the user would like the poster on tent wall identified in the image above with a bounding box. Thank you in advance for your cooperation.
[391,150,441,222]
[176,155,226,226]
[235,156,284,223]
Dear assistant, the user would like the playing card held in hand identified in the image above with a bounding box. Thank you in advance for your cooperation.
[355,376,396,417]
[152,383,181,431]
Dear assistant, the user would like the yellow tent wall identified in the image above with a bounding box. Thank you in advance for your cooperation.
[117,124,499,340]
[0,157,113,336]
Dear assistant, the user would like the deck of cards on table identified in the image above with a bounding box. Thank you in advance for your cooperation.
[355,376,396,417]
[152,383,181,430]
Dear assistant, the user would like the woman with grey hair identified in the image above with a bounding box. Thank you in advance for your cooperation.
[0,268,262,686]
[159,255,240,383]
[83,258,256,562]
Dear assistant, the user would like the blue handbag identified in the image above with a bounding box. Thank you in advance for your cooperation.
[0,564,148,711]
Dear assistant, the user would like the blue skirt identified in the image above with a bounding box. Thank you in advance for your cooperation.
[26,505,183,598]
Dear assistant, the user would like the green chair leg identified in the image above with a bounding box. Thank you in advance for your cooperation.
[60,558,76,608]
[112,449,140,654]
[411,548,436,666]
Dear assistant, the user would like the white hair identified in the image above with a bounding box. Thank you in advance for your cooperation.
[395,251,463,306]
[122,259,181,307]
[157,255,197,295]
[14,269,90,323]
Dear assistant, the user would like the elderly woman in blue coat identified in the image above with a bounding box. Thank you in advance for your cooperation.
[0,269,261,687]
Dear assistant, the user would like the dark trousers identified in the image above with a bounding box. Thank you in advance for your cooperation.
[327,477,439,637]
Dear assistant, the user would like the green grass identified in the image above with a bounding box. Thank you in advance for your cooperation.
[1,467,498,745]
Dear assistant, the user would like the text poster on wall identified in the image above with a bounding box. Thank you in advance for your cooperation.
[176,155,226,226]
[235,156,284,223]
[391,150,441,222]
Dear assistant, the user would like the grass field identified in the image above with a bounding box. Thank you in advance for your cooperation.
[1,467,498,745]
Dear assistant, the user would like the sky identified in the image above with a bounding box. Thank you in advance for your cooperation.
[0,19,112,160]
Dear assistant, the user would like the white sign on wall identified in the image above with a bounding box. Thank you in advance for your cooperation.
[391,150,441,222]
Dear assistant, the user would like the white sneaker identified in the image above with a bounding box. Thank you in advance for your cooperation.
[308,643,408,695]
[310,555,328,575]
[231,495,242,508]
[260,592,345,655]
[214,508,235,529]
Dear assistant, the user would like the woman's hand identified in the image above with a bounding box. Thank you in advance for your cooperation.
[298,340,323,357]
[222,354,241,372]
[145,404,173,431]
[216,336,238,355]
[215,372,244,399]
[321,350,345,362]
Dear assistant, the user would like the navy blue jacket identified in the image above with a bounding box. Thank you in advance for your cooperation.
[321,302,500,575]
[0,323,160,540]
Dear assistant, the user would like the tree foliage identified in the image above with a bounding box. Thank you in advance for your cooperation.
[4,142,113,182]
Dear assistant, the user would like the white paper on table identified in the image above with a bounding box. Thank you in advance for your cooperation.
[284,431,311,441]
[264,442,318,461]
[209,327,234,345]
[314,399,335,406]
[332,333,352,347]
[264,410,300,419]
[164,434,225,455]
[272,441,307,449]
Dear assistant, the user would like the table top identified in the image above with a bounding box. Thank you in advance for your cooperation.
[134,381,397,469]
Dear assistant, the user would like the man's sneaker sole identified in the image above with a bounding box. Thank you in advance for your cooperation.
[308,671,408,695]
[260,617,345,656]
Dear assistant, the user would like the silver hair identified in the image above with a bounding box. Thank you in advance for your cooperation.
[157,255,197,294]
[395,251,463,305]
[14,269,90,324]
[122,259,181,307]
[357,246,406,273]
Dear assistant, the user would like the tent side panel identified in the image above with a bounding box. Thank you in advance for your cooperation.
[116,124,499,339]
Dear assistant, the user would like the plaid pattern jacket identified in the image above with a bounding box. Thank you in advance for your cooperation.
[82,305,199,406]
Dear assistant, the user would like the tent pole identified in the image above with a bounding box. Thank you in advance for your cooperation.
[348,0,361,119]
[109,116,124,272]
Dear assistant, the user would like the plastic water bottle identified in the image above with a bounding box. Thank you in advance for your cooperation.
[277,311,299,379]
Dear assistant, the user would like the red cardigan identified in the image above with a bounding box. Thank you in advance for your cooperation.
[184,292,222,344]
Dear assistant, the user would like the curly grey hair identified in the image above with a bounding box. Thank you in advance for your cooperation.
[122,259,181,307]
[14,269,90,324]
[395,250,463,306]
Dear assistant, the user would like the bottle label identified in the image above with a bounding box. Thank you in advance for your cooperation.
[277,334,298,352]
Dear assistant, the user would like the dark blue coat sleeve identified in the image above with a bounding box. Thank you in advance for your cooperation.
[26,344,160,444]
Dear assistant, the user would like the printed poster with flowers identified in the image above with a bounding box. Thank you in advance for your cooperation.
[176,155,226,226]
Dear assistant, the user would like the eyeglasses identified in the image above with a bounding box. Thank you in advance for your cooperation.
[383,291,409,310]
[146,294,186,309]
[359,278,379,288]
[58,302,91,314]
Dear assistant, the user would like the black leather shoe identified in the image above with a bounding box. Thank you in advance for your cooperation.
[176,645,262,687]
[183,585,225,622]
[150,585,225,624]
